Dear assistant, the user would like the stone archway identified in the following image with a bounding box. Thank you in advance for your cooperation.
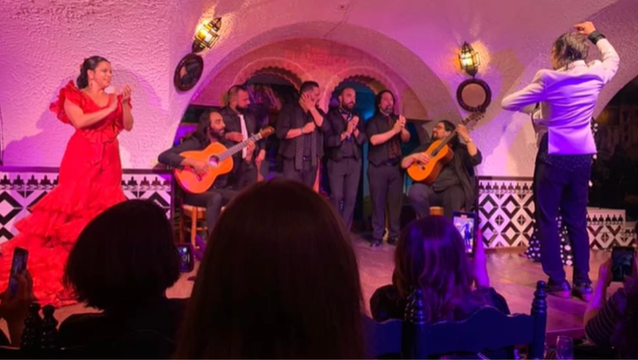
[322,66,401,110]
[233,57,309,90]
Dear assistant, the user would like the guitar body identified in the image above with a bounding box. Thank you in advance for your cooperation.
[406,139,454,184]
[174,142,234,194]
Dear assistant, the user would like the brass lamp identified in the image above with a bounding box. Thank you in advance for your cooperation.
[192,18,222,53]
[459,42,480,77]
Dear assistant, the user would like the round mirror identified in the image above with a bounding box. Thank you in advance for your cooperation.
[456,78,491,112]
[174,53,204,92]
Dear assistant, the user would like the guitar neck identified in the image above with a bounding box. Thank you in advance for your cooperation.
[432,115,475,153]
[217,133,263,161]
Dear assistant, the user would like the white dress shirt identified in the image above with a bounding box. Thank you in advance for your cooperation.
[502,38,620,155]
[238,114,248,158]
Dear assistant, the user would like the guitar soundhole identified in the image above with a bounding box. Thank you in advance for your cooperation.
[209,156,219,165]
[420,166,425,170]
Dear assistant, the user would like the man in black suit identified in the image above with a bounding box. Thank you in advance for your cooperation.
[324,87,367,230]
[366,90,411,247]
[221,85,265,190]
[276,81,328,188]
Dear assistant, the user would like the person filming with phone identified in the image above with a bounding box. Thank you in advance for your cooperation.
[370,216,511,358]
[583,237,638,358]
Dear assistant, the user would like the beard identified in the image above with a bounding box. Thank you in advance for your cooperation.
[382,105,393,114]
[342,102,354,112]
[209,127,225,139]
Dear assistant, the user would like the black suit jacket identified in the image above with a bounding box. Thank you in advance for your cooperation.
[220,106,264,159]
[276,102,328,159]
[323,108,367,161]
[366,113,405,166]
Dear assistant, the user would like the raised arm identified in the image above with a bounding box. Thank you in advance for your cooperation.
[369,117,401,146]
[501,71,546,112]
[121,86,133,131]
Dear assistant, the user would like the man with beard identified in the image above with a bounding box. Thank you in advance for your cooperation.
[158,110,254,232]
[324,87,367,230]
[366,90,410,247]
[276,81,328,188]
[401,120,481,219]
[221,85,265,190]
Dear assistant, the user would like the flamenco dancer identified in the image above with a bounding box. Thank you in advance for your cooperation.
[0,56,133,307]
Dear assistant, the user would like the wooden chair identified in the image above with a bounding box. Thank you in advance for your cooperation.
[179,203,207,248]
[177,191,225,248]
[365,281,548,359]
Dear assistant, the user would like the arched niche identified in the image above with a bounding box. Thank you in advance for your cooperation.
[322,66,400,111]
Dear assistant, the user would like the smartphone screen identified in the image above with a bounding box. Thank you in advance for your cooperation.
[9,247,29,297]
[452,211,476,255]
[611,246,635,282]
[177,244,194,273]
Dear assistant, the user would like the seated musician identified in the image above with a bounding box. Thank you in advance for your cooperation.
[158,109,254,232]
[401,120,481,218]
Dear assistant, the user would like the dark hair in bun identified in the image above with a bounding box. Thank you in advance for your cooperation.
[77,56,110,89]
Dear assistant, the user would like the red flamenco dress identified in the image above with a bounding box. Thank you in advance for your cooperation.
[0,81,128,307]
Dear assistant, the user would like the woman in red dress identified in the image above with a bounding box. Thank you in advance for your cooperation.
[0,56,133,307]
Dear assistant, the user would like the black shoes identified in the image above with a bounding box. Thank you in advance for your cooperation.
[387,237,398,246]
[547,279,592,301]
[547,279,572,299]
[572,282,593,302]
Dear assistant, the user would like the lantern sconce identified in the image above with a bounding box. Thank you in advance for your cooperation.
[459,42,480,77]
[192,18,222,53]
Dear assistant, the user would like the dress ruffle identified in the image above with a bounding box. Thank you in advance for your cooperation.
[49,81,130,144]
[49,81,86,126]
[0,180,126,308]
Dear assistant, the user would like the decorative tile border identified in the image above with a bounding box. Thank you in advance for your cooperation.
[0,168,634,250]
[0,167,172,244]
[477,177,633,249]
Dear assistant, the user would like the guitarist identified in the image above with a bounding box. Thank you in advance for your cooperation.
[158,109,255,232]
[401,120,481,218]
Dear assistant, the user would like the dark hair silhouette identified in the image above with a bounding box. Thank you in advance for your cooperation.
[77,56,110,89]
[64,199,180,312]
[176,179,364,358]
[393,216,482,322]
[552,33,589,68]
[299,81,319,95]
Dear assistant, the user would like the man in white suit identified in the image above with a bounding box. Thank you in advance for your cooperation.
[501,21,619,301]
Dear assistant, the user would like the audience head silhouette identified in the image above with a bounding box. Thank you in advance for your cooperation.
[177,179,364,359]
[393,216,476,322]
[64,199,180,312]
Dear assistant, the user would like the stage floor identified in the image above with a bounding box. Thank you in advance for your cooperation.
[2,235,620,341]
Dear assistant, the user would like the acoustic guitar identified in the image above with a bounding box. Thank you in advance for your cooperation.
[175,127,275,194]
[406,112,483,184]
